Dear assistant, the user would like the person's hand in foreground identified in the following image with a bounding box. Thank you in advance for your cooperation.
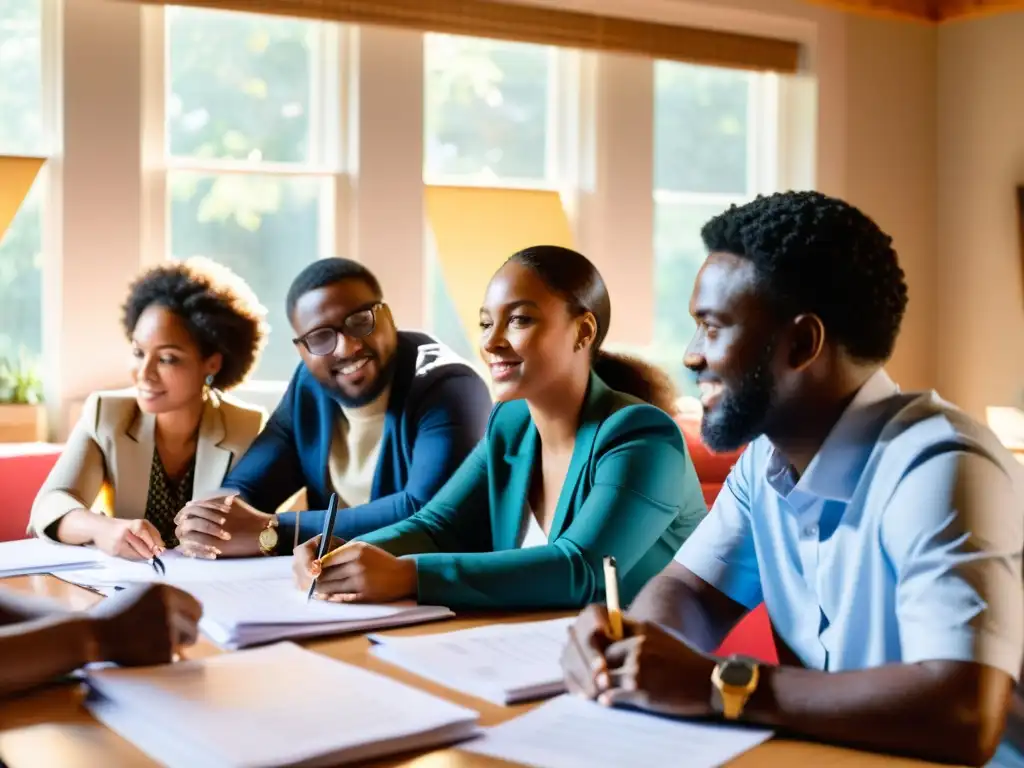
[87,583,203,666]
[0,583,202,699]
[293,535,417,604]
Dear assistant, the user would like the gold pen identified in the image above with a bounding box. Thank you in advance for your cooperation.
[603,555,623,640]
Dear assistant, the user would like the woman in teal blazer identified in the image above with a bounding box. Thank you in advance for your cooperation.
[293,246,708,610]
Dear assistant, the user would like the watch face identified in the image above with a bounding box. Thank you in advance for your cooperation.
[719,660,754,687]
[258,527,279,549]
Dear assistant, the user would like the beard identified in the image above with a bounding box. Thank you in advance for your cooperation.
[700,344,777,453]
[326,352,397,409]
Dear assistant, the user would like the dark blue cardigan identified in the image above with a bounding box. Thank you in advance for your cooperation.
[222,331,492,549]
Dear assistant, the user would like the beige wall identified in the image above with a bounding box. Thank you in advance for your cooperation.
[937,12,1024,418]
[845,15,937,392]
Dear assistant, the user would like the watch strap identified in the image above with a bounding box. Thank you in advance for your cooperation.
[712,684,747,719]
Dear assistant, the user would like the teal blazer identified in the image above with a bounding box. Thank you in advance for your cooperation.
[357,374,708,610]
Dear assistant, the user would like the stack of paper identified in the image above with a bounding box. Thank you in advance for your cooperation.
[0,538,103,577]
[462,694,774,768]
[182,579,455,649]
[369,617,573,705]
[56,552,454,648]
[85,642,481,768]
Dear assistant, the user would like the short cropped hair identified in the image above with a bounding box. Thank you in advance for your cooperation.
[285,258,383,320]
[701,191,908,363]
[121,257,268,390]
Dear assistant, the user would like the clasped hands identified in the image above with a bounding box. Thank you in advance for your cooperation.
[561,604,718,718]
[173,493,270,558]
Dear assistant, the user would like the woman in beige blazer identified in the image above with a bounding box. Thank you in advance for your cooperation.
[29,258,268,560]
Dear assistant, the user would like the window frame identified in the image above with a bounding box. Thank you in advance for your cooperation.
[422,36,569,191]
[613,67,782,402]
[140,5,349,395]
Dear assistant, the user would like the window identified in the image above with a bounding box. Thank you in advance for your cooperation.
[164,7,335,381]
[424,33,555,186]
[0,0,45,365]
[424,33,558,358]
[647,61,778,397]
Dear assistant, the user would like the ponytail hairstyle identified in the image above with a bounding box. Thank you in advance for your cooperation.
[507,245,678,414]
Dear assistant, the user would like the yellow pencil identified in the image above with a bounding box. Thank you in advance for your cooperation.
[603,555,623,640]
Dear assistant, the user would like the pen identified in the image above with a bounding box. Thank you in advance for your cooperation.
[307,493,339,602]
[603,555,623,640]
[150,554,166,577]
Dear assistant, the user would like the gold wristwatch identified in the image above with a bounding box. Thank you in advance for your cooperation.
[711,655,759,720]
[257,516,279,556]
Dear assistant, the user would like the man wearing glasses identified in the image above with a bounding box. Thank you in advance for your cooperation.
[172,258,492,558]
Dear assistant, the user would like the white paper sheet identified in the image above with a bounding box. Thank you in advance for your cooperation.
[461,695,774,768]
[369,617,573,704]
[85,642,481,768]
[59,550,295,589]
[187,578,427,625]
[0,538,103,577]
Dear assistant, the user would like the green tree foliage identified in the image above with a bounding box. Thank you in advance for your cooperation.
[654,61,749,195]
[641,62,752,396]
[167,8,319,381]
[424,34,550,182]
[0,0,43,362]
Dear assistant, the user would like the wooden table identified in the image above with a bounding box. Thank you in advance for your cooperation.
[0,575,948,767]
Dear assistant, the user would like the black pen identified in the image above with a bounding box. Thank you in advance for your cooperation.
[150,554,166,576]
[307,493,339,603]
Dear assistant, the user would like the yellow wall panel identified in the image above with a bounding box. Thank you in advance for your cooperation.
[426,185,574,343]
[0,156,44,244]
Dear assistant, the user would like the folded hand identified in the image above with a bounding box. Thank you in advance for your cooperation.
[174,494,271,559]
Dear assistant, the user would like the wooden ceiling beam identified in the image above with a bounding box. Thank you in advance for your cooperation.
[937,0,1024,20]
[803,0,1024,21]
[802,0,937,21]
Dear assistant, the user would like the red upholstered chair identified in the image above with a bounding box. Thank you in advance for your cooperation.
[716,603,778,663]
[674,411,778,665]
[0,443,63,542]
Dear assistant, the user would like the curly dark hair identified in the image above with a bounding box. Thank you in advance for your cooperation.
[701,191,908,363]
[121,258,268,391]
[508,245,678,413]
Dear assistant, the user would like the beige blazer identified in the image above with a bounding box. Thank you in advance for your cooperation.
[28,389,266,540]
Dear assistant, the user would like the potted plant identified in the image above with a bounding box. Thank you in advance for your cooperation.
[0,353,46,442]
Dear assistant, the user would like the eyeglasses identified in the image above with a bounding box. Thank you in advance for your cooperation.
[292,303,384,356]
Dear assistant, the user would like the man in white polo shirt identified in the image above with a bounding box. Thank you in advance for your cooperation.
[561,191,1024,767]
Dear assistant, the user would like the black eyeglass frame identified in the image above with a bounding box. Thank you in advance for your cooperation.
[292,302,385,356]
